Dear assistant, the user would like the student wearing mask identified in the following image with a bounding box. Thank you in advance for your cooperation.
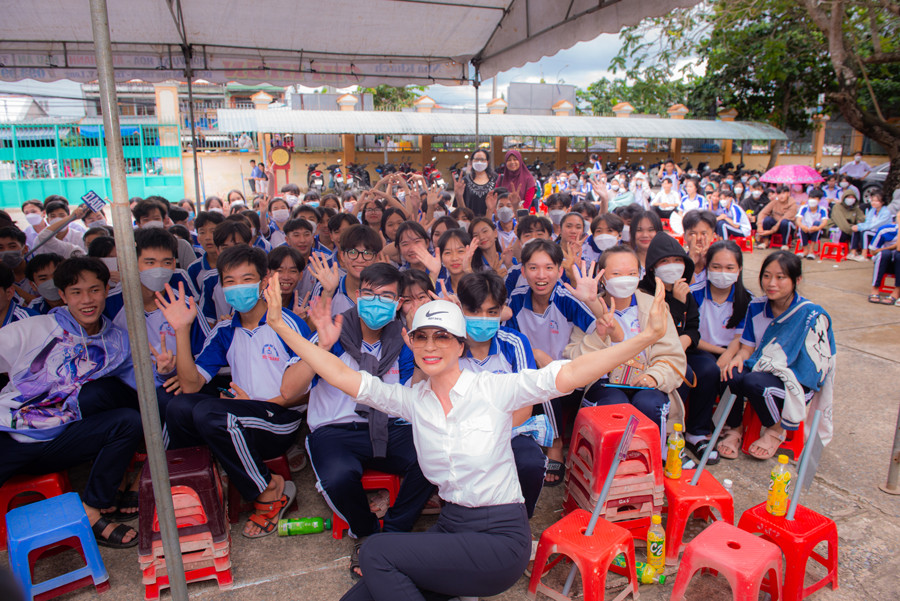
[21,200,46,249]
[651,177,681,219]
[25,253,65,315]
[187,211,226,293]
[33,200,88,258]
[715,192,752,239]
[607,176,636,211]
[683,210,716,292]
[830,188,866,255]
[741,182,768,220]
[0,264,36,328]
[197,221,253,324]
[583,212,624,265]
[795,194,830,259]
[453,149,497,216]
[544,193,571,237]
[0,226,36,300]
[312,225,384,316]
[838,152,872,190]
[755,185,798,249]
[848,191,892,261]
[492,190,519,250]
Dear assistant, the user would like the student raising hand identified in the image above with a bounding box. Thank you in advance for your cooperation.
[155,282,197,333]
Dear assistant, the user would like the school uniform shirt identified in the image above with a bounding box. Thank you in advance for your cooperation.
[652,189,681,211]
[693,284,744,348]
[798,206,828,229]
[15,277,36,298]
[311,274,356,318]
[740,292,804,348]
[720,203,752,237]
[678,194,707,214]
[505,282,596,361]
[459,327,536,375]
[301,333,415,431]
[187,253,216,296]
[194,309,310,402]
[690,268,707,294]
[2,299,37,327]
[267,222,287,248]
[354,359,568,507]
[199,277,232,324]
[253,235,272,253]
[26,297,58,315]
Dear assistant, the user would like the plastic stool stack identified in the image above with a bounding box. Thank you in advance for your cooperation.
[564,404,663,538]
[0,471,71,552]
[6,492,109,600]
[138,446,232,600]
[663,469,735,563]
[332,469,402,540]
[226,454,296,524]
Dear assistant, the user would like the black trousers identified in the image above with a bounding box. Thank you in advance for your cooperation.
[342,502,531,601]
[0,377,142,509]
[511,434,547,518]
[726,370,813,429]
[679,350,722,437]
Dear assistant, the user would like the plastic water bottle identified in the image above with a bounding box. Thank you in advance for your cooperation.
[664,424,685,479]
[766,455,792,516]
[277,516,332,536]
[723,478,733,498]
[612,554,666,584]
[647,514,666,574]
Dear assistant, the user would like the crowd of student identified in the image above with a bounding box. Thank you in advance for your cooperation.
[0,149,839,600]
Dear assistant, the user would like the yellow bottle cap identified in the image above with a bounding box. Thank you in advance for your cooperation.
[673,424,683,432]
[652,515,662,524]
[778,455,789,464]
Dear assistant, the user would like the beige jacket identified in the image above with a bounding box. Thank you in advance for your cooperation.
[563,290,688,431]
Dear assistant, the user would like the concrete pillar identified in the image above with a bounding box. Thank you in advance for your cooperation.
[491,136,504,161]
[552,100,574,168]
[718,107,739,165]
[667,103,689,162]
[252,91,273,163]
[153,82,180,176]
[413,96,437,166]
[341,134,356,169]
[613,102,634,157]
[813,114,830,167]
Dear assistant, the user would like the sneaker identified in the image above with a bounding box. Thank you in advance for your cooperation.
[848,254,863,262]
[806,253,816,260]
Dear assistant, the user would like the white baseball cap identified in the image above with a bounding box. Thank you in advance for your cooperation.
[409,300,466,338]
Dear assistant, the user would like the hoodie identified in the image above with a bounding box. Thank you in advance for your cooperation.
[639,233,701,349]
[0,307,135,442]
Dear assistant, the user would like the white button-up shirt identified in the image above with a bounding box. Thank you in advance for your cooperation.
[355,360,568,508]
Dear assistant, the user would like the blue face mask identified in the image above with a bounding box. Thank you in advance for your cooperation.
[188,212,195,220]
[357,297,398,330]
[223,282,260,313]
[306,201,320,208]
[465,316,500,342]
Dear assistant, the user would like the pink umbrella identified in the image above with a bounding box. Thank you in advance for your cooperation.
[760,165,824,185]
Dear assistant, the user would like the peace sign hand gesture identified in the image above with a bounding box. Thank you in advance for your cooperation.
[149,332,176,375]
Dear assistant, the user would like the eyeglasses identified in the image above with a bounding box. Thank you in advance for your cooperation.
[344,248,376,261]
[364,207,383,213]
[359,288,398,303]
[408,330,459,349]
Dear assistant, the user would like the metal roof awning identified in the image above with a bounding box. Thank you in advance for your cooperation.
[216,109,787,140]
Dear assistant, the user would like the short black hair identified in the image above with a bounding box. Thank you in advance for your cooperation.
[54,256,110,291]
[168,205,189,223]
[132,198,167,222]
[394,220,427,244]
[401,269,434,297]
[267,245,307,273]
[0,263,14,290]
[572,201,599,219]
[22,199,43,212]
[522,238,564,266]
[682,210,717,232]
[195,211,225,230]
[437,228,471,255]
[293,205,321,221]
[592,212,624,234]
[360,262,403,291]
[545,192,572,210]
[340,225,384,253]
[216,244,267,281]
[241,209,261,230]
[135,227,178,258]
[776,184,790,194]
[169,224,192,243]
[458,271,507,313]
[213,220,251,247]
[283,218,314,235]
[808,188,825,199]
[0,226,26,245]
[87,236,116,258]
[328,212,360,233]
[281,183,301,196]
[83,226,112,241]
[516,215,553,238]
[44,200,70,215]
[597,244,639,273]
[44,194,69,206]
[26,252,64,281]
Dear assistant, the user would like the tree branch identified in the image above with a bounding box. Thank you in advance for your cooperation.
[862,51,900,64]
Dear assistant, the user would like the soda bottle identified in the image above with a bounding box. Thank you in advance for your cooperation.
[612,554,666,584]
[646,514,666,574]
[277,517,333,536]
[664,424,685,479]
[766,454,792,516]
[723,478,733,498]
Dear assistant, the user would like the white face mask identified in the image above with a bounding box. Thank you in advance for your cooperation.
[284,195,299,207]
[751,190,763,199]
[593,234,618,251]
[807,200,819,210]
[99,257,118,273]
[583,219,592,232]
[708,270,740,289]
[548,209,566,225]
[844,196,857,206]
[272,208,290,223]
[91,218,108,228]
[854,156,861,163]
[48,216,66,227]
[432,210,446,220]
[471,161,488,172]
[142,220,165,229]
[604,276,639,299]
[655,262,685,285]
[621,225,631,242]
[458,220,470,230]
[610,183,620,192]
[734,187,743,195]
[496,206,515,223]
[840,181,850,189]
[25,213,43,226]
[209,207,224,214]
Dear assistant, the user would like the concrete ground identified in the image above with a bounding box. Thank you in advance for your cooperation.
[3,247,900,600]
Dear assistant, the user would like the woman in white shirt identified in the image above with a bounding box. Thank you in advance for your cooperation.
[263,273,668,601]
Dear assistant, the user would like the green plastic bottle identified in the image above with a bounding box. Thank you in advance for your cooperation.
[277,517,333,536]
[612,554,666,584]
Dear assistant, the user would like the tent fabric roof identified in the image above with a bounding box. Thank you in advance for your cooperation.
[215,108,788,140]
[0,0,699,86]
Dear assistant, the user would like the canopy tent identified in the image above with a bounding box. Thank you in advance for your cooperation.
[0,0,699,87]
[216,108,788,140]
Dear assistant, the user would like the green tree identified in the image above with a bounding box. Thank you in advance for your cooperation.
[576,78,689,116]
[358,85,426,111]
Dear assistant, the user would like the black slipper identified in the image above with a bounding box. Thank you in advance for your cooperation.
[544,460,565,487]
[350,536,368,581]
[92,516,138,549]
[685,439,720,466]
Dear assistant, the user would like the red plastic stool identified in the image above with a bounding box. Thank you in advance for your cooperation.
[738,502,838,601]
[733,236,754,253]
[661,218,671,232]
[663,469,734,563]
[770,233,785,247]
[0,472,71,552]
[818,241,848,262]
[879,273,896,294]
[670,521,783,601]
[226,454,296,524]
[529,509,639,601]
[741,405,805,459]
[332,470,402,540]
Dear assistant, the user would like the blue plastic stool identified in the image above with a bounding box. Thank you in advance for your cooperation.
[6,492,109,600]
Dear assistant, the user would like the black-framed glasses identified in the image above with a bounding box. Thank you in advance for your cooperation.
[408,330,458,349]
[344,248,376,261]
[364,206,383,213]
[359,288,398,303]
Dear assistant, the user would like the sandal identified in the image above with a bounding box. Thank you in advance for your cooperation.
[869,294,884,304]
[716,428,742,460]
[286,444,307,473]
[881,295,897,305]
[92,516,138,549]
[544,460,565,487]
[350,536,368,580]
[685,438,720,466]
[747,428,786,460]
[111,490,140,522]
[242,480,296,539]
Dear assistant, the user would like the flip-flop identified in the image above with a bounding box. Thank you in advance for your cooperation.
[685,438,720,465]
[544,460,565,487]
[243,480,296,539]
[350,536,368,580]
[746,428,786,460]
[92,516,138,549]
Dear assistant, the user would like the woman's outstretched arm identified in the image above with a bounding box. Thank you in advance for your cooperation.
[555,277,669,394]
[265,273,362,399]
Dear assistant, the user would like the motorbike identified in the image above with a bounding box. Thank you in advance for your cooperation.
[326,163,344,191]
[422,158,446,189]
[307,163,325,193]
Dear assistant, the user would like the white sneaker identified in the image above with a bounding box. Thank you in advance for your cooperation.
[848,254,864,262]
[806,253,817,260]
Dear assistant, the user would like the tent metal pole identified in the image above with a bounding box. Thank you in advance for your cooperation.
[88,1,189,599]
[183,47,202,204]
[474,81,480,148]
